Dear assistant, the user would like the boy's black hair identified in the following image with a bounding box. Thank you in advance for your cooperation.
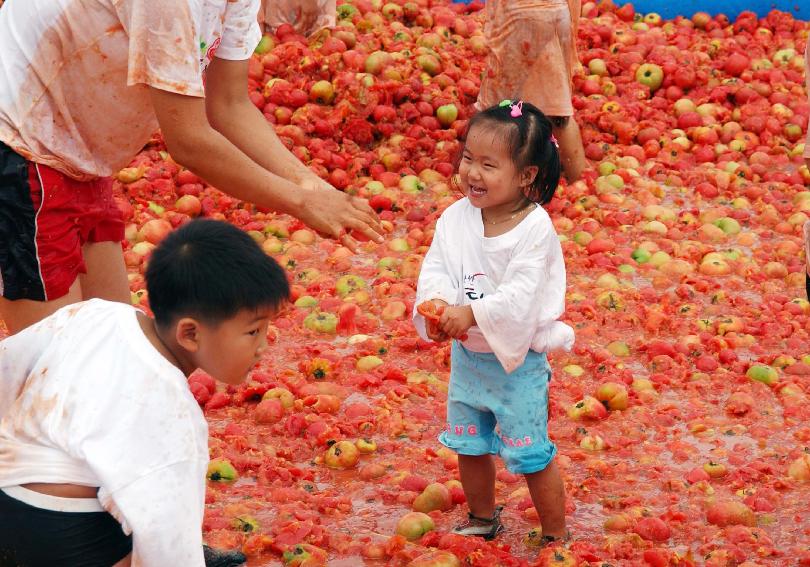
[145,219,289,328]
[460,101,562,205]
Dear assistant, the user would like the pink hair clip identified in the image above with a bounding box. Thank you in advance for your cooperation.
[509,100,523,118]
[550,134,559,149]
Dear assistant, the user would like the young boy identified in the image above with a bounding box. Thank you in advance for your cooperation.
[0,219,289,566]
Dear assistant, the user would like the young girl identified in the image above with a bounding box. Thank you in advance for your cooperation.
[414,101,574,545]
[477,0,586,182]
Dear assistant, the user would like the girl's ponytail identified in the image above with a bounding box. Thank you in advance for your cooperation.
[523,107,562,205]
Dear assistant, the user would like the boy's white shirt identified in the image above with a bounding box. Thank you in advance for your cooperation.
[0,0,260,180]
[0,299,209,566]
[414,198,574,374]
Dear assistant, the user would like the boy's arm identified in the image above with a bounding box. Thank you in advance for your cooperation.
[150,87,381,248]
[100,460,206,567]
[66,356,209,566]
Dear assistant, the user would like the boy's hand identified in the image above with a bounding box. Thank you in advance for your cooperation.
[423,299,449,342]
[440,305,475,340]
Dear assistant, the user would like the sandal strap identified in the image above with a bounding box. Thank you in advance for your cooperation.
[467,505,503,523]
[540,530,572,546]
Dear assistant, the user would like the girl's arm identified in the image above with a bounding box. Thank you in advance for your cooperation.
[470,220,566,373]
[413,215,459,342]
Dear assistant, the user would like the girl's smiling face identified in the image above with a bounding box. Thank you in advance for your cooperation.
[458,122,535,215]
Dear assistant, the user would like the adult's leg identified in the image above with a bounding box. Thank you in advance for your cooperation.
[802,221,810,300]
[458,453,497,518]
[551,116,586,183]
[0,280,83,334]
[524,459,567,538]
[79,241,130,304]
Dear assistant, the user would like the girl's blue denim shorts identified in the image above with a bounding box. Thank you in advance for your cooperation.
[439,342,557,474]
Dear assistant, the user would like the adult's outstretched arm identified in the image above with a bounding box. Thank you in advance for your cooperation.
[151,79,382,249]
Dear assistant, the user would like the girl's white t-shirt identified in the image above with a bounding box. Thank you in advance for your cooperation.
[0,299,209,566]
[414,197,573,373]
[0,0,260,180]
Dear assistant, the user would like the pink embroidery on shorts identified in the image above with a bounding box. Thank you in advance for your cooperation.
[446,423,480,436]
[501,434,533,447]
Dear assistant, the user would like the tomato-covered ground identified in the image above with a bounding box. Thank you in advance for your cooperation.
[63,1,810,565]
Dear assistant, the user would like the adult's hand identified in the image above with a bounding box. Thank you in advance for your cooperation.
[298,177,383,252]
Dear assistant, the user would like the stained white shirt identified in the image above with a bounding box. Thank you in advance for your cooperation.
[414,198,574,373]
[0,0,260,180]
[805,36,810,160]
[0,299,209,566]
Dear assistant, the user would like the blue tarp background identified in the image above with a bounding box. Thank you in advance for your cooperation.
[612,0,808,20]
[452,0,809,21]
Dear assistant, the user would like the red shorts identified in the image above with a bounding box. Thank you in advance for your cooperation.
[0,141,125,301]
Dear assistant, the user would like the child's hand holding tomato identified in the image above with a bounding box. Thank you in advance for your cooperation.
[418,299,450,342]
[439,305,475,340]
